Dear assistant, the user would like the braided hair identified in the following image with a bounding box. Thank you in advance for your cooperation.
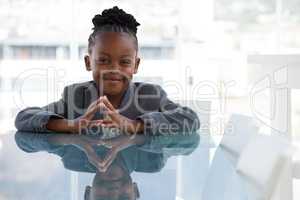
[88,6,140,54]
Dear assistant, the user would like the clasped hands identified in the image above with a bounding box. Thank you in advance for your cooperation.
[50,133,145,172]
[69,96,146,172]
[72,96,144,135]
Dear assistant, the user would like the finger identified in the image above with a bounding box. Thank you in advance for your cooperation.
[97,101,106,109]
[97,102,113,114]
[90,113,119,126]
[84,149,103,170]
[89,119,115,127]
[101,96,116,111]
[91,98,100,107]
[96,96,103,103]
[100,103,120,122]
[85,101,102,118]
[101,122,119,128]
[99,149,118,170]
[98,148,113,168]
[89,97,103,110]
[88,120,119,133]
[87,119,103,127]
[97,103,117,116]
[84,107,97,119]
[100,119,113,124]
[96,98,122,124]
[87,152,102,168]
[97,96,110,110]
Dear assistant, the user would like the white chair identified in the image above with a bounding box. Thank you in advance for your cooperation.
[236,133,293,200]
[202,114,259,200]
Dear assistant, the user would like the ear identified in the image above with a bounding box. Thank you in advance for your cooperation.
[84,185,91,200]
[134,57,140,74]
[84,55,92,71]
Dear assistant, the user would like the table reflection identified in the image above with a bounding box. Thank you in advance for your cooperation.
[15,131,200,200]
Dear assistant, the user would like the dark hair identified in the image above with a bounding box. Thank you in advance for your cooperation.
[88,6,140,54]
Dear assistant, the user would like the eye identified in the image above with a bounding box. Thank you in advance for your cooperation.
[96,58,110,65]
[120,59,132,65]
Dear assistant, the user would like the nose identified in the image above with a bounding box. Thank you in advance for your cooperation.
[110,60,121,70]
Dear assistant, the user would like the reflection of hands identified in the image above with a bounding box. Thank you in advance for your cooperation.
[70,136,105,171]
[97,135,141,172]
[49,134,146,172]
[49,134,104,171]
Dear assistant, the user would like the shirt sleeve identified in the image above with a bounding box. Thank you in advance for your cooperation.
[14,86,69,133]
[137,85,200,135]
[134,133,200,173]
[14,131,64,155]
[137,133,200,157]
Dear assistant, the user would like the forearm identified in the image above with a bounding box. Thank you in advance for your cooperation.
[129,119,145,135]
[137,133,200,155]
[15,107,66,132]
[155,86,200,133]
[138,109,200,135]
[46,118,78,134]
[15,131,65,153]
[15,87,69,132]
[48,133,80,146]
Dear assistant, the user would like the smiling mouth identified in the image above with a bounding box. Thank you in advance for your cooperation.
[103,78,123,82]
[102,74,125,82]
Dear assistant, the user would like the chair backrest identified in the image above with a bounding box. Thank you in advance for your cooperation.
[202,114,259,200]
[236,134,293,200]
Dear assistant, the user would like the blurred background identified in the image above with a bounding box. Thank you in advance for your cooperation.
[0,0,300,199]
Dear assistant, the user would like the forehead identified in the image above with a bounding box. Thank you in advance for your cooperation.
[92,32,137,56]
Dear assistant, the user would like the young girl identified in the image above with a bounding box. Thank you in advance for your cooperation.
[15,6,200,136]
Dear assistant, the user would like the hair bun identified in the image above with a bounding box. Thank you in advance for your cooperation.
[92,6,140,34]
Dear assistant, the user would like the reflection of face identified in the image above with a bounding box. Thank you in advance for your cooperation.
[85,160,139,200]
[85,32,140,96]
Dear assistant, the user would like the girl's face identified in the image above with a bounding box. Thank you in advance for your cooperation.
[85,32,140,96]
